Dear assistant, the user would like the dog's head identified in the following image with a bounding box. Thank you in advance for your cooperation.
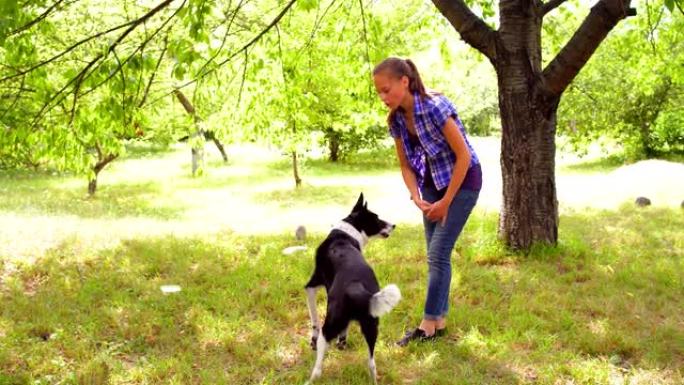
[346,193,395,239]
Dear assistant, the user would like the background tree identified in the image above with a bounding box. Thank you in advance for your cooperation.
[553,4,683,159]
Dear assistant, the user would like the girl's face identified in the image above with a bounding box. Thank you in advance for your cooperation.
[373,71,409,110]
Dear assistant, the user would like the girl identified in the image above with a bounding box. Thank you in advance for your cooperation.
[372,58,482,346]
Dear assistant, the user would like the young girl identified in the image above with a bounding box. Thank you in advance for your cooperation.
[372,57,482,346]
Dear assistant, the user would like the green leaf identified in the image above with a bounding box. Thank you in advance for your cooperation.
[299,0,319,12]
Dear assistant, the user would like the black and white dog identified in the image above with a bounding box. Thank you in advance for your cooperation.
[305,193,401,383]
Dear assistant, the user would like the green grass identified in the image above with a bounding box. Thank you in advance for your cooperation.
[559,154,627,174]
[0,144,682,384]
[1,205,682,384]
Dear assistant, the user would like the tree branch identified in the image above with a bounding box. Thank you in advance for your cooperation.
[4,0,68,39]
[29,0,177,127]
[183,0,296,87]
[81,4,181,100]
[1,18,136,83]
[138,36,168,108]
[358,0,372,100]
[194,0,248,77]
[542,0,636,96]
[541,0,567,16]
[0,76,26,121]
[144,0,297,107]
[430,0,498,63]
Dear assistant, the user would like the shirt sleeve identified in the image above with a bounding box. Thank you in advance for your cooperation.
[427,95,458,135]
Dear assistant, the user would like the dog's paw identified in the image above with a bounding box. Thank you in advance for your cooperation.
[336,337,347,350]
[309,367,322,381]
[310,336,318,350]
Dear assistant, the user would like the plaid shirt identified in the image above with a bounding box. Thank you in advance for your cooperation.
[389,92,480,191]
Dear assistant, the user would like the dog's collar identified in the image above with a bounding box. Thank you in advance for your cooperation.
[332,221,368,248]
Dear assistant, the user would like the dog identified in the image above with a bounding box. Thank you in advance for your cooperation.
[305,193,401,383]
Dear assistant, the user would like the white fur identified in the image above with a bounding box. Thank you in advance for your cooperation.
[332,221,369,248]
[368,355,377,384]
[306,286,321,340]
[369,284,401,317]
[310,336,329,381]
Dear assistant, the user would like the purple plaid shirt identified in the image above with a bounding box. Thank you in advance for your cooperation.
[389,92,480,191]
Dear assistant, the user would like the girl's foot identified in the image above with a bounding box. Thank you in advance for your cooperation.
[396,328,437,347]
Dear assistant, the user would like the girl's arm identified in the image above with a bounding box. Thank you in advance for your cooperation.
[393,138,431,212]
[426,117,471,223]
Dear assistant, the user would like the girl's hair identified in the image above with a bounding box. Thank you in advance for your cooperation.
[373,57,427,99]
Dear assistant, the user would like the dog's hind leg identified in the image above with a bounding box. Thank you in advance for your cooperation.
[336,325,349,350]
[309,333,329,382]
[310,315,349,381]
[306,286,322,350]
[360,317,379,384]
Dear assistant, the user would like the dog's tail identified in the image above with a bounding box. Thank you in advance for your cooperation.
[369,284,401,318]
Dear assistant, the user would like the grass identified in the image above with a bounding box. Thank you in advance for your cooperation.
[0,142,682,384]
[559,154,627,174]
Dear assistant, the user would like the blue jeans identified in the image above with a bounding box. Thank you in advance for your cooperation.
[421,186,479,320]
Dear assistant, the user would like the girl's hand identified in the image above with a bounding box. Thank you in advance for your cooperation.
[427,199,450,225]
[412,196,432,214]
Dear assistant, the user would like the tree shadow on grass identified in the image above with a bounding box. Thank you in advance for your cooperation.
[0,175,183,219]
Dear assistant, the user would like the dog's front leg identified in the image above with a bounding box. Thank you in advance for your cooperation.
[306,286,321,350]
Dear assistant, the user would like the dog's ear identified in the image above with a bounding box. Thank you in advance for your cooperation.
[353,193,364,211]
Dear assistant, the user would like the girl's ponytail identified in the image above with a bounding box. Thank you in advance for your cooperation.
[404,59,427,98]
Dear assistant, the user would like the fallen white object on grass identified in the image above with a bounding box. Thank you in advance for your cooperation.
[282,245,308,255]
[160,285,182,294]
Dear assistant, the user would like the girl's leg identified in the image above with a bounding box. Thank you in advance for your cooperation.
[423,189,479,328]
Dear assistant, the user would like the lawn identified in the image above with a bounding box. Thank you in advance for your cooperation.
[0,140,682,384]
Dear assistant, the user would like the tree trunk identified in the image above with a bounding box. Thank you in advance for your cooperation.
[495,0,559,249]
[292,151,302,187]
[328,130,340,162]
[88,153,118,196]
[191,144,204,176]
[88,178,98,196]
[497,85,560,249]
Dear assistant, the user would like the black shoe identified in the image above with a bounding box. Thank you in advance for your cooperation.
[396,328,437,347]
